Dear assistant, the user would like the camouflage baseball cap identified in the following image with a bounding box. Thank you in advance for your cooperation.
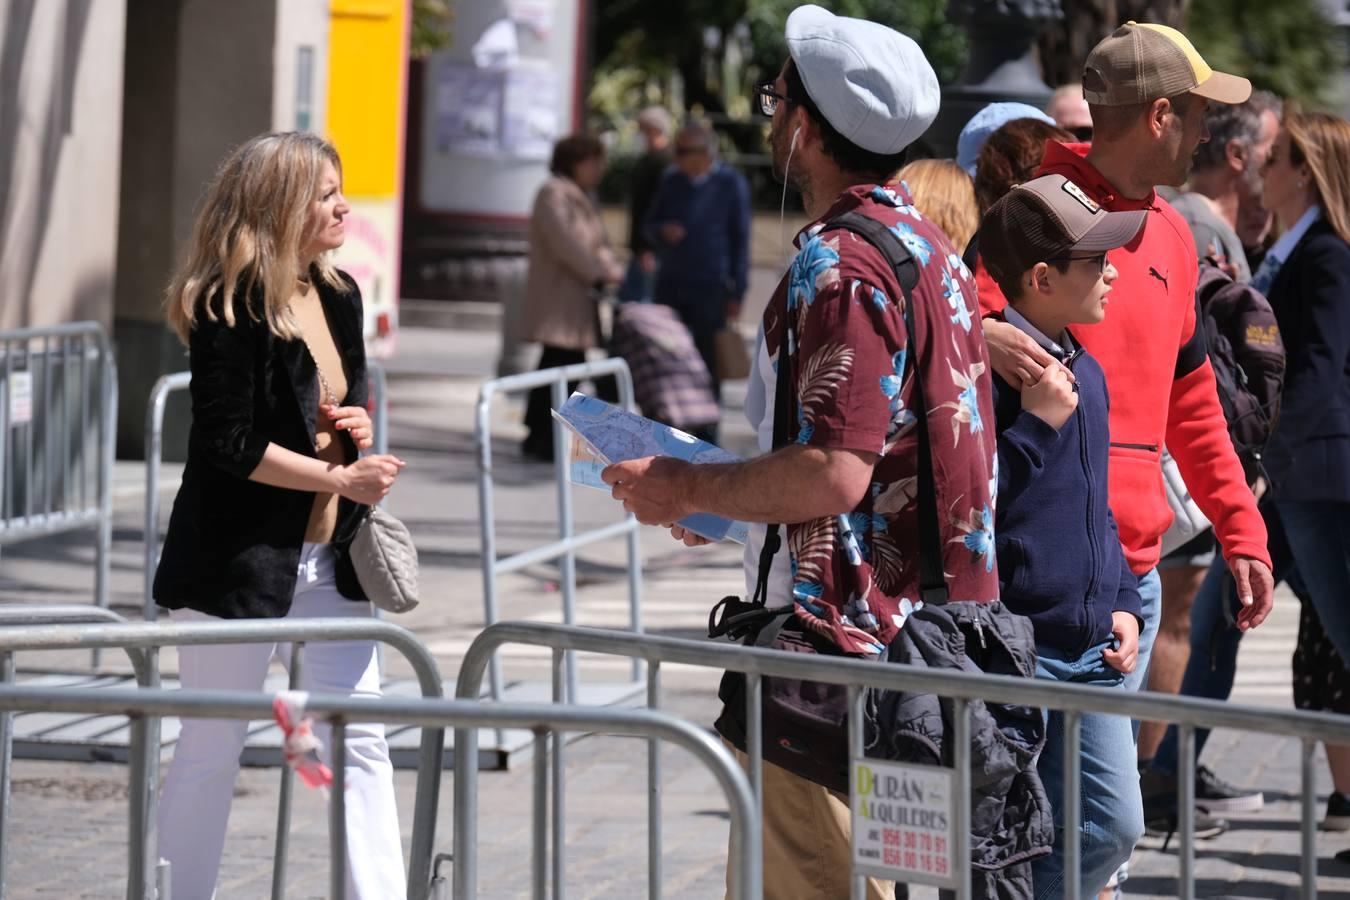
[1083,22,1251,106]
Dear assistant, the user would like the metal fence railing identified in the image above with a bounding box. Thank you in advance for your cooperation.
[0,617,445,900]
[0,605,142,900]
[143,361,389,620]
[457,621,1350,900]
[0,323,118,623]
[0,682,758,900]
[475,359,642,708]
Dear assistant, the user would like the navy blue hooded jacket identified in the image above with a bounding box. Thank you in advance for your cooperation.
[992,312,1143,656]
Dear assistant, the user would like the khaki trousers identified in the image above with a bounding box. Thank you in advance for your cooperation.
[724,743,892,900]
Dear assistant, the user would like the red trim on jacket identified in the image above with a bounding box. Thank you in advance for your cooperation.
[976,142,1270,573]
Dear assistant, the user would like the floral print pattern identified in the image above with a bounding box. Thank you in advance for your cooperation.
[762,182,1000,654]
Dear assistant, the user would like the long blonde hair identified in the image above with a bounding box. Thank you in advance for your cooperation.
[897,158,980,251]
[1285,111,1350,246]
[166,132,349,343]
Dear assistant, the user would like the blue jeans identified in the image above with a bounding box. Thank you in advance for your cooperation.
[1153,501,1309,776]
[1032,640,1145,898]
[1151,555,1241,775]
[618,256,655,303]
[1277,501,1350,661]
[1123,568,1162,695]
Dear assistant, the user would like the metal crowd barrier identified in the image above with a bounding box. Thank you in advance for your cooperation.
[143,361,390,620]
[458,621,1350,900]
[0,323,118,625]
[0,683,758,900]
[475,358,643,708]
[0,605,141,900]
[0,617,444,900]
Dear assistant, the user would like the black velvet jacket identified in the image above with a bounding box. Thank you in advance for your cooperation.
[153,271,370,619]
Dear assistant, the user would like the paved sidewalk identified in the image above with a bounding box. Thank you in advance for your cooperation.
[1,322,1348,897]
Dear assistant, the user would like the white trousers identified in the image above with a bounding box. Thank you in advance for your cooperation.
[157,544,406,900]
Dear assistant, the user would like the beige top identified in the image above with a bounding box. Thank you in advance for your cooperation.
[519,175,617,350]
[288,284,350,543]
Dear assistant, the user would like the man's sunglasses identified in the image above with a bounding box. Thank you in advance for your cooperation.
[1068,126,1093,142]
[755,81,792,118]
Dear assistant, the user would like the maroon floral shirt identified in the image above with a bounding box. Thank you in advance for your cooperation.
[759,182,999,655]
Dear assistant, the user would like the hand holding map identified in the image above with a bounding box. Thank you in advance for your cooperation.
[551,393,750,543]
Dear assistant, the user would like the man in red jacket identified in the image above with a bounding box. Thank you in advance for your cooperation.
[977,22,1275,706]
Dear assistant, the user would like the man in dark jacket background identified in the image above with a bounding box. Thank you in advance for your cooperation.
[620,106,672,303]
[645,119,751,438]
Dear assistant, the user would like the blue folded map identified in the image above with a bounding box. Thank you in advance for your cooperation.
[551,393,750,543]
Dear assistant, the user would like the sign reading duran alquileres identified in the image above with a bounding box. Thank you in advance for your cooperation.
[852,758,956,887]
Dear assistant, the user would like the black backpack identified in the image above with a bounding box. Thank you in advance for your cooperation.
[1194,261,1286,484]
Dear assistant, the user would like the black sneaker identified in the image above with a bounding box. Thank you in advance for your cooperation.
[1194,765,1264,813]
[1144,810,1230,850]
[1324,792,1350,831]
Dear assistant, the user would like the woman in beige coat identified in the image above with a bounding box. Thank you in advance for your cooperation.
[521,133,624,460]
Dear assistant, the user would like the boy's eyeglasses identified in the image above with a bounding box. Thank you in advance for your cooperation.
[755,81,792,118]
[1048,253,1109,272]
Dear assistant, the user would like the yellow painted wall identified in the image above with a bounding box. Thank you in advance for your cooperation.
[327,0,406,197]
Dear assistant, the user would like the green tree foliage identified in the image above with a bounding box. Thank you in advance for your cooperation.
[741,0,966,85]
[592,0,964,124]
[411,0,454,60]
[1186,0,1344,106]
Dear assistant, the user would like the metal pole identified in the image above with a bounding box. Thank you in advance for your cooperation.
[647,660,662,900]
[952,699,971,900]
[848,685,865,900]
[533,728,549,900]
[144,374,190,621]
[370,361,389,457]
[0,652,12,900]
[617,368,643,684]
[1062,711,1081,900]
[141,647,161,900]
[626,524,643,683]
[551,648,567,900]
[273,642,304,900]
[330,719,348,900]
[452,710,478,900]
[1179,725,1196,899]
[1302,738,1317,900]
[127,710,150,900]
[746,673,762,825]
[40,336,51,519]
[550,379,579,705]
[95,332,118,662]
[474,387,506,717]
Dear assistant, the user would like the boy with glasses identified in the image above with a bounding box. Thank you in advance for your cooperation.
[980,173,1149,896]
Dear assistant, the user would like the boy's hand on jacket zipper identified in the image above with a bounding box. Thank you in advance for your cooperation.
[1103,611,1140,674]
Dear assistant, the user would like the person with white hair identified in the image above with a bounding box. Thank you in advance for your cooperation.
[619,105,673,303]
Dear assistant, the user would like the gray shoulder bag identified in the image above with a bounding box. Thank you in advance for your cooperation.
[351,505,420,613]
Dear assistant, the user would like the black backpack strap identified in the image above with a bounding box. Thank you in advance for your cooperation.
[823,211,949,606]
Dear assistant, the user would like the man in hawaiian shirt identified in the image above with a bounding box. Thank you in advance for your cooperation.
[602,6,999,897]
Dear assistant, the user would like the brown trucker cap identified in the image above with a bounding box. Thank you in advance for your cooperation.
[1083,22,1251,106]
[979,174,1147,287]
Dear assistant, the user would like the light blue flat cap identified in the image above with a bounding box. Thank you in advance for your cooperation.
[956,102,1057,175]
[785,5,940,156]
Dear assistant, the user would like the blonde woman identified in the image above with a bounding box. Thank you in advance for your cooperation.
[896,158,980,251]
[154,132,407,899]
[1259,111,1350,827]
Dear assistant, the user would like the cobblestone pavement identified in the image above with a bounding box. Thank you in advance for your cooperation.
[1,322,1349,897]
